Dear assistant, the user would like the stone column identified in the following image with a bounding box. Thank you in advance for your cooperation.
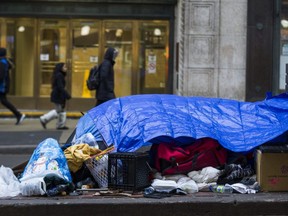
[175,0,247,101]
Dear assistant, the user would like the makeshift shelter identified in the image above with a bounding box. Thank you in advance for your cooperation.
[75,93,288,152]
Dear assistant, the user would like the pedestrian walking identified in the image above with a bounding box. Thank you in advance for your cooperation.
[40,62,71,130]
[95,47,118,106]
[0,47,25,125]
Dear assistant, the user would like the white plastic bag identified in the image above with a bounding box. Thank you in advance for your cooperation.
[20,177,46,196]
[177,178,198,194]
[188,166,220,183]
[0,165,21,197]
[227,183,258,194]
[72,133,99,148]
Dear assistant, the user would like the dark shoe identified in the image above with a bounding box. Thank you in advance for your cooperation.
[16,114,26,125]
[57,126,69,130]
[240,176,257,186]
[40,118,46,129]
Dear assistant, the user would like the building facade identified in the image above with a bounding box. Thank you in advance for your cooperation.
[0,0,285,112]
[175,0,247,101]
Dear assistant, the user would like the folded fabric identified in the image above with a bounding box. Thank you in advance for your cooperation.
[64,143,101,173]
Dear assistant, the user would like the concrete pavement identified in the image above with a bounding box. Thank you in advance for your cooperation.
[0,116,78,148]
[0,115,79,167]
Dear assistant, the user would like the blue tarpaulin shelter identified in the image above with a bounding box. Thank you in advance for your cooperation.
[75,93,288,152]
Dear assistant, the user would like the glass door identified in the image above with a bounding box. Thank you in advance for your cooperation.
[71,20,100,99]
[39,20,67,97]
[0,18,36,109]
[139,21,169,94]
[36,19,171,111]
[103,21,133,97]
[5,19,35,97]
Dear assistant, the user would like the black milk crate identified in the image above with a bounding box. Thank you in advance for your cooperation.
[108,152,151,191]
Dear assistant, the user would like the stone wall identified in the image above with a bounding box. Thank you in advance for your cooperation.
[175,0,247,101]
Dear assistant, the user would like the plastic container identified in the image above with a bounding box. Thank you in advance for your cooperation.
[108,152,151,191]
[85,155,108,188]
[209,185,233,193]
[144,186,155,195]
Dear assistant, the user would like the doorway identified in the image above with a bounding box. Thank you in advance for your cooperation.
[0,18,173,111]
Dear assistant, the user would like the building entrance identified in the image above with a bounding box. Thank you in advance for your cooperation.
[0,18,170,111]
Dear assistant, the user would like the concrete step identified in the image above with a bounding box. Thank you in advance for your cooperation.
[1,191,288,216]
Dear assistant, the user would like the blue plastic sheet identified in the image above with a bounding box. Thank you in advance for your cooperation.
[75,93,288,152]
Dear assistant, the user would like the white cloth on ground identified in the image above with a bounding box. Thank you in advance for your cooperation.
[0,165,21,197]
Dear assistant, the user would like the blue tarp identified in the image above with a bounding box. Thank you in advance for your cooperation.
[75,93,288,152]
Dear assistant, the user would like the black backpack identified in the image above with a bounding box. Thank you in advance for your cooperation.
[86,64,101,90]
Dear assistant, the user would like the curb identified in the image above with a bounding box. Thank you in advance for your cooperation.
[0,145,36,154]
[0,111,83,118]
[2,192,288,216]
[0,142,69,155]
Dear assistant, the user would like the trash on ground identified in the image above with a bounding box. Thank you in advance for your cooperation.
[3,93,288,198]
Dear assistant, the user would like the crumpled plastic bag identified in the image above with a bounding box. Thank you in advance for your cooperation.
[71,133,99,148]
[20,177,46,196]
[197,182,217,192]
[177,177,198,194]
[0,165,21,197]
[188,166,220,183]
[20,138,72,183]
[227,183,259,194]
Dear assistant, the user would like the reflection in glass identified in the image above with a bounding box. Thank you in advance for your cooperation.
[71,21,99,98]
[139,21,169,93]
[39,20,67,96]
[7,20,34,96]
[104,22,132,97]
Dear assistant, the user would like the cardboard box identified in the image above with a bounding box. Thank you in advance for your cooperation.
[256,149,288,191]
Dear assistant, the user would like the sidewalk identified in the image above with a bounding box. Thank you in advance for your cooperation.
[0,116,79,152]
[0,115,79,168]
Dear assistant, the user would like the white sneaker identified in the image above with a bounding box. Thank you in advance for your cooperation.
[16,114,26,125]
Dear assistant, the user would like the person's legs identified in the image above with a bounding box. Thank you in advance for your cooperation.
[0,93,25,125]
[39,108,58,129]
[55,103,69,130]
[57,112,68,129]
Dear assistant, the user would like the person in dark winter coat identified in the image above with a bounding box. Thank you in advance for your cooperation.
[40,62,71,130]
[0,47,25,125]
[95,47,118,106]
